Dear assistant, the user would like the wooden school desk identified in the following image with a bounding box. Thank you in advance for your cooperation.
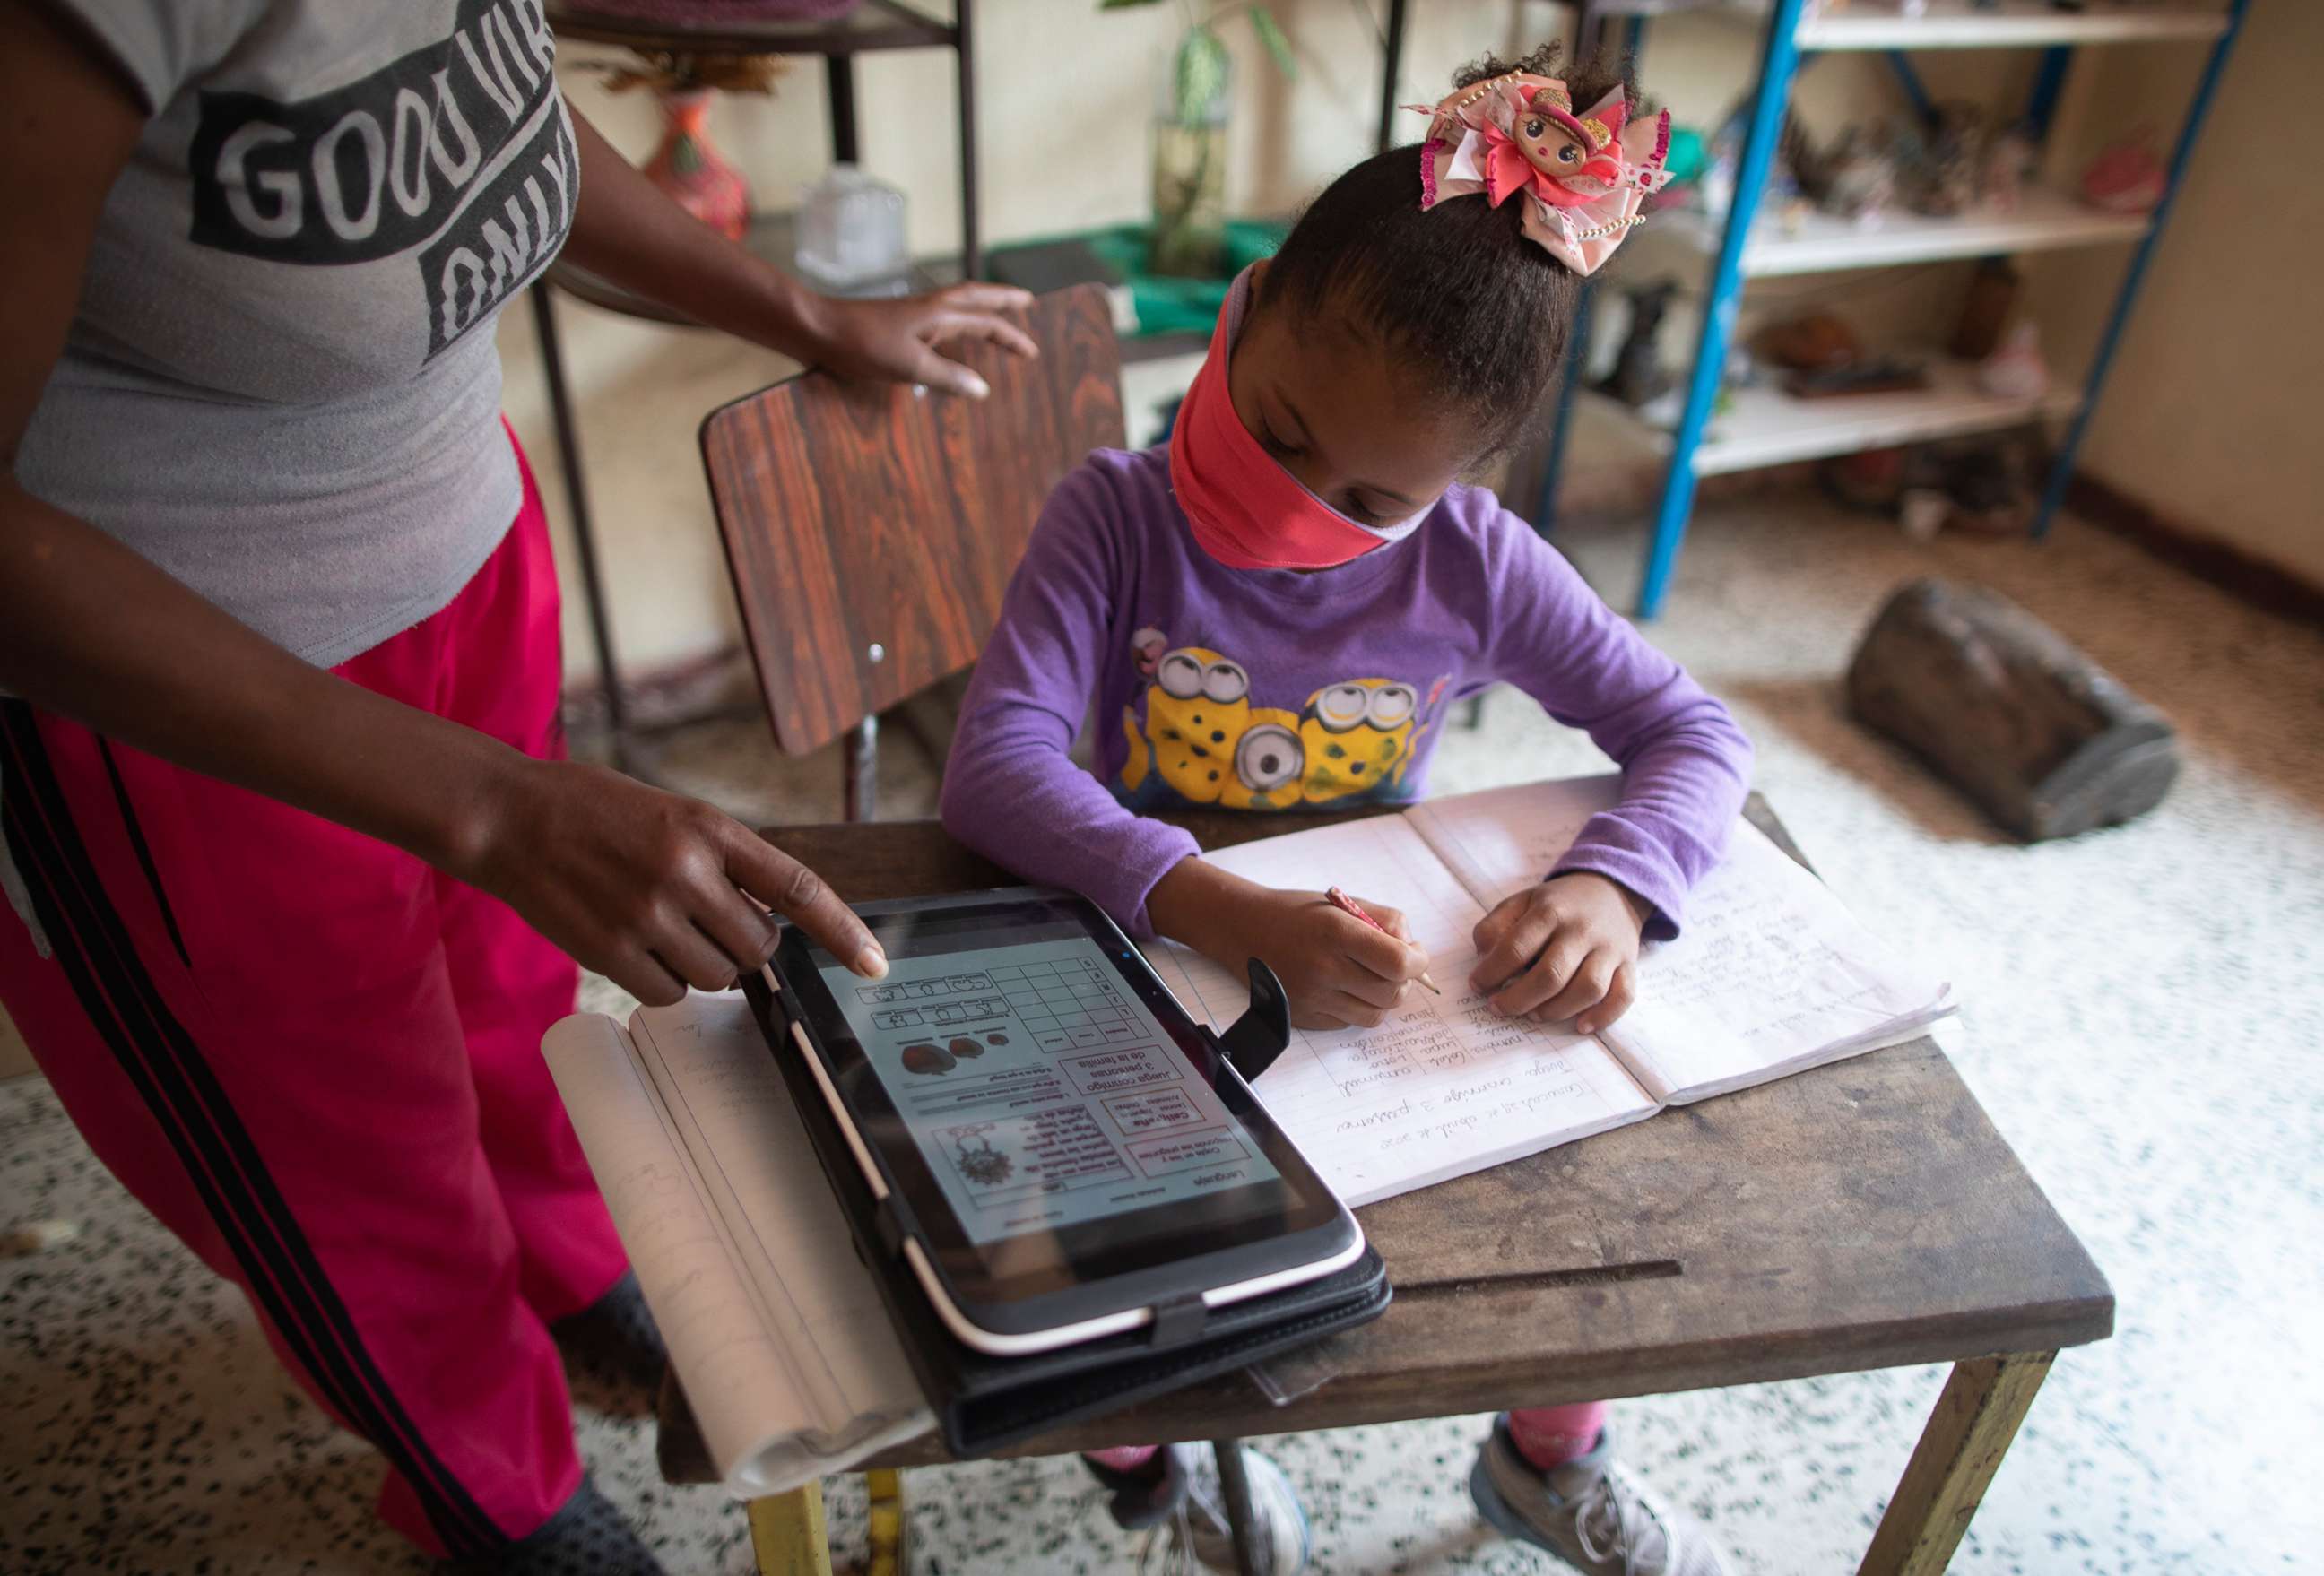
[655,798,2112,1575]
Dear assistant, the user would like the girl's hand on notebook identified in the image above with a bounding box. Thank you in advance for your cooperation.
[1469,873,1652,1035]
[453,758,889,1007]
[1149,862,1430,1030]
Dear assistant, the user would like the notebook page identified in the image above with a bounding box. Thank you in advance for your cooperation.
[541,1014,848,1497]
[629,993,930,1489]
[1140,815,1656,1207]
[1402,774,1624,910]
[1403,777,1953,1104]
[1595,823,1955,1104]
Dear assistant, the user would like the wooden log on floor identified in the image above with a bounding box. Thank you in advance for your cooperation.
[1845,577,2179,841]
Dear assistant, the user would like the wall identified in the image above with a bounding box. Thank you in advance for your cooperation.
[502,2,2058,684]
[2026,2,2323,586]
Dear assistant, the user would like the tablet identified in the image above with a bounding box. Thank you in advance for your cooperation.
[768,888,1363,1355]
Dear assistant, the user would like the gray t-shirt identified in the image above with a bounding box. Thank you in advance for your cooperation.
[16,0,577,668]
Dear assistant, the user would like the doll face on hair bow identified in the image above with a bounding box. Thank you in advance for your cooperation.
[1411,73,1672,276]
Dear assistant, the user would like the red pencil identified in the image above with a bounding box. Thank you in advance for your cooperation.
[1325,886,1442,994]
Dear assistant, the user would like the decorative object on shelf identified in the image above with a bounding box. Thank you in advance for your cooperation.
[1817,446,1912,515]
[794,164,909,295]
[1935,438,2037,538]
[1897,484,1949,541]
[1411,71,1674,276]
[1779,114,1895,224]
[1784,359,1929,398]
[1977,321,2051,401]
[1760,311,1862,374]
[1594,280,1678,408]
[2082,126,2168,213]
[1825,128,1900,222]
[585,50,793,242]
[644,87,750,239]
[1949,257,2022,360]
[1847,577,2181,842]
[1982,120,2038,212]
[1896,102,1986,218]
[1105,1,1298,280]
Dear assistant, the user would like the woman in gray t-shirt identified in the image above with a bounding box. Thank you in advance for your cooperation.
[0,4,1029,1570]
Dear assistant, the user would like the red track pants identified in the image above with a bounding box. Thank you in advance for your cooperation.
[0,428,625,1559]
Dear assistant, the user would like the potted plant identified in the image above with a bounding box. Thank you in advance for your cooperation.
[1104,2,1296,278]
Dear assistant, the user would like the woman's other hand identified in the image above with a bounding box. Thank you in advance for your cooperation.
[806,282,1039,399]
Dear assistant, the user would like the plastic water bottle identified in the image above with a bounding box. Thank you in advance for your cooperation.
[794,164,909,297]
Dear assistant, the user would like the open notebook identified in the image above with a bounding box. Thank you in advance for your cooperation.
[1141,775,1955,1207]
[541,994,929,1497]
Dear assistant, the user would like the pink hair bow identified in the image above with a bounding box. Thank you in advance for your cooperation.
[1411,73,1672,276]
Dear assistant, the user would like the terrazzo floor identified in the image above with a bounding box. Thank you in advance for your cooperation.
[5,496,2320,1574]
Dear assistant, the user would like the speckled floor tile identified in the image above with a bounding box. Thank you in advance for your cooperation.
[6,496,2320,1574]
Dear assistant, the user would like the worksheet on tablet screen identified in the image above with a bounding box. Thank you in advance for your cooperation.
[819,937,1281,1245]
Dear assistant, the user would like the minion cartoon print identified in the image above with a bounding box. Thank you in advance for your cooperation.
[1121,645,1253,804]
[1298,679,1425,803]
[1116,630,1447,813]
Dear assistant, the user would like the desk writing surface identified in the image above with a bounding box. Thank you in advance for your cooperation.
[705,800,2112,1467]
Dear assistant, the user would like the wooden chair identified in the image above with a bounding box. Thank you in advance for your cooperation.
[701,283,1125,819]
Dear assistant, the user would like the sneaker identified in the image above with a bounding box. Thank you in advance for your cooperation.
[462,1476,665,1575]
[551,1269,667,1395]
[1136,1444,1311,1576]
[1470,1418,1727,1576]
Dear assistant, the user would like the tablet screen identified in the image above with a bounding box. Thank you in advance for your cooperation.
[819,932,1284,1245]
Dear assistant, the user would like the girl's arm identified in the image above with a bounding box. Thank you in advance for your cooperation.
[559,109,1036,397]
[1487,521,1753,935]
[939,466,1202,934]
[1463,515,1753,1029]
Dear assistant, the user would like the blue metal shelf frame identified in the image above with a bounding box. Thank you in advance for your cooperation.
[1532,1,2251,618]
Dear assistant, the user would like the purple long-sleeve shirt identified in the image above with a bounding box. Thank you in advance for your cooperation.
[939,445,1752,940]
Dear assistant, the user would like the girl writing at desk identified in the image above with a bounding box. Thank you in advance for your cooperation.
[941,44,1748,1576]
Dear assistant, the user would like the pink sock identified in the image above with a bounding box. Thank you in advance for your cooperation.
[1086,1444,1161,1472]
[1507,1402,1610,1472]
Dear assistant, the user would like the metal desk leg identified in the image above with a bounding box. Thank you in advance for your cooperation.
[844,717,880,824]
[1858,1351,2055,1576]
[748,1482,834,1576]
[526,283,634,763]
[1210,1438,1264,1576]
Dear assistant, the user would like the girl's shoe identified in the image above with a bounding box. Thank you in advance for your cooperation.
[1113,1444,1311,1576]
[1469,1417,1728,1576]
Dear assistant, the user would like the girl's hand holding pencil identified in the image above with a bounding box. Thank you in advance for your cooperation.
[1147,861,1436,1032]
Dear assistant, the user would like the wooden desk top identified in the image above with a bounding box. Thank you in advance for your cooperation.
[657,800,2112,1476]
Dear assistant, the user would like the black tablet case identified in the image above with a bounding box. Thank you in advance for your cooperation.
[743,956,1391,1456]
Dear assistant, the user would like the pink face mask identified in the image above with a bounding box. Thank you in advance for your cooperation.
[1168,270,1423,572]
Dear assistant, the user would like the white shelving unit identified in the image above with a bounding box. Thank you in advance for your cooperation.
[1793,0,2228,51]
[1550,0,2246,615]
[1654,185,2150,275]
[1609,359,2082,473]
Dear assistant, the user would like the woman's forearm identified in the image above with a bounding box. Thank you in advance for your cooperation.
[557,104,835,360]
[0,483,519,871]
